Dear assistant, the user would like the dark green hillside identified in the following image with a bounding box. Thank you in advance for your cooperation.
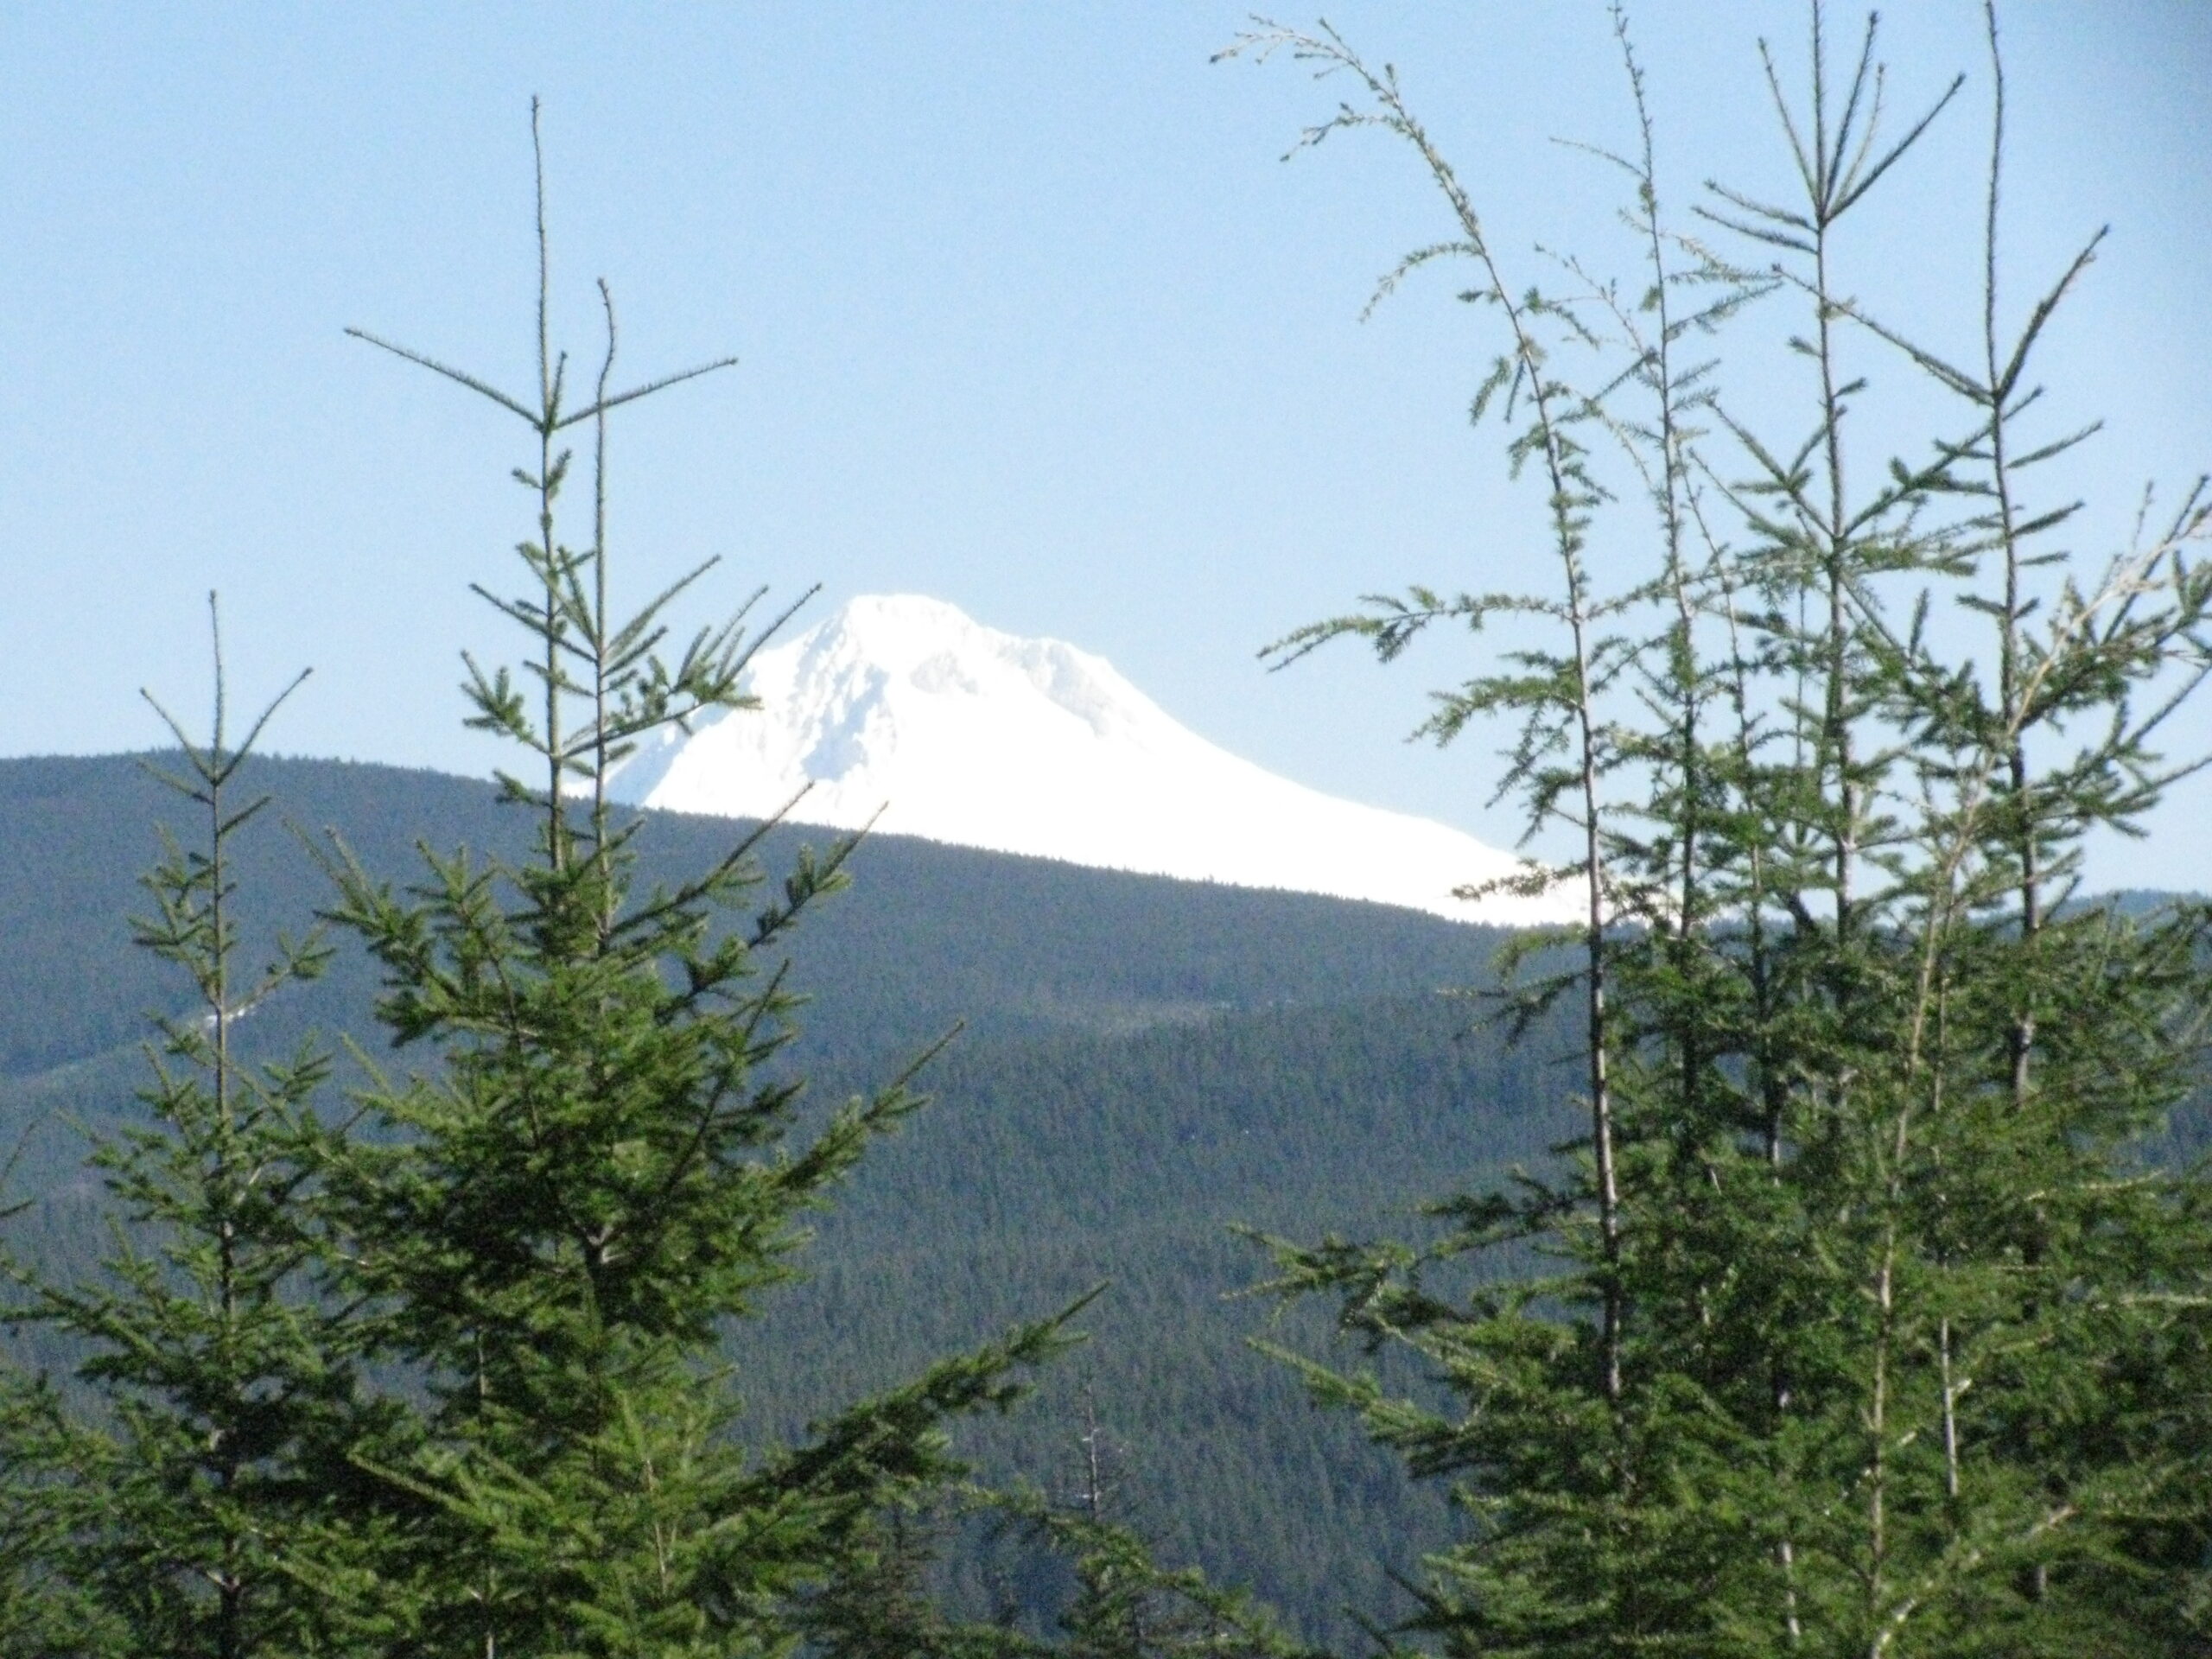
[0,751,1554,1644]
[755,990,1580,1637]
[0,748,1528,1222]
[3,752,2198,1644]
[0,752,1515,1073]
[0,994,1567,1640]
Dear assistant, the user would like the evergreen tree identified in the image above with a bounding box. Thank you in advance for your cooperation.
[1230,3,2212,1652]
[798,1389,1323,1659]
[306,102,1077,1653]
[0,601,389,1656]
[0,1369,107,1649]
[998,1392,1316,1659]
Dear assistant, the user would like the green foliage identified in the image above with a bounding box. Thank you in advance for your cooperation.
[0,749,1584,1645]
[1236,2,2212,1652]
[0,750,1521,1097]
[799,1398,1329,1659]
[7,747,2202,1645]
[999,1495,1322,1659]
[290,106,1090,1653]
[0,604,393,1656]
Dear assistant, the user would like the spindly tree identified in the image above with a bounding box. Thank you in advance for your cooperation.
[795,1395,1323,1659]
[0,601,391,1657]
[305,103,1079,1654]
[1230,3,2212,1652]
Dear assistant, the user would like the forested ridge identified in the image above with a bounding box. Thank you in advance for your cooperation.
[0,752,1520,1079]
[0,751,1564,1645]
[3,753,2200,1646]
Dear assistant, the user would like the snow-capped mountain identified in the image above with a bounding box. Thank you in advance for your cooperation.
[607,594,1567,925]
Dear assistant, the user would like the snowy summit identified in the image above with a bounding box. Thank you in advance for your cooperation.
[607,594,1565,925]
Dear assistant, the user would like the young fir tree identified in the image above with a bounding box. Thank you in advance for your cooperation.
[797,1386,1321,1659]
[1228,3,2212,1653]
[303,104,1078,1654]
[996,1391,1317,1659]
[0,601,392,1657]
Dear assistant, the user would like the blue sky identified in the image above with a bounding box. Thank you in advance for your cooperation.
[3,3,2208,887]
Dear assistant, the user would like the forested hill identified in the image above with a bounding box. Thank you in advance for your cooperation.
[5,753,2202,1644]
[0,751,1517,1080]
[0,751,1559,1644]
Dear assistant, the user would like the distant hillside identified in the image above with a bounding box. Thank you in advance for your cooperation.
[0,752,1558,1644]
[3,752,2201,1644]
[0,752,1522,1076]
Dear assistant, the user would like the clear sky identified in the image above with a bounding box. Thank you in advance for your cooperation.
[3,3,2207,887]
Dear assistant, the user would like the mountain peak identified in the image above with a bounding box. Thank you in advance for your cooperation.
[610,594,1566,925]
[804,593,989,662]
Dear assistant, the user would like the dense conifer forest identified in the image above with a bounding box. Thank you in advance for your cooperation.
[1,753,2201,1647]
[0,753,1570,1644]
